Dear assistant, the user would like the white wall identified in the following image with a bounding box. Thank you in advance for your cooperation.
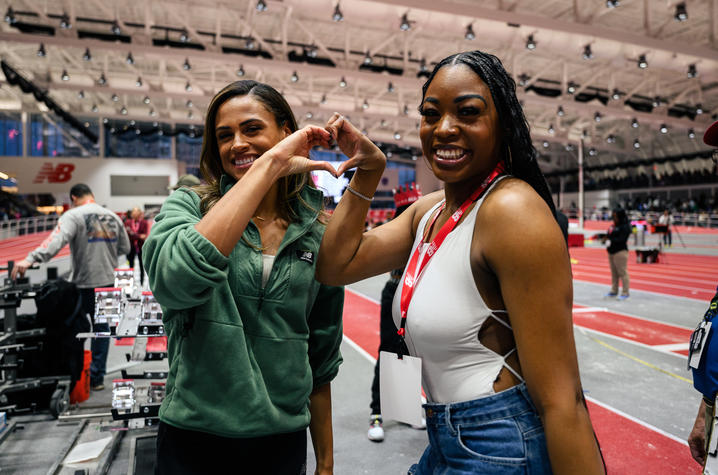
[0,156,182,212]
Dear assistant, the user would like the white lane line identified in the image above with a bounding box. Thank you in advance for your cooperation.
[575,325,688,360]
[585,396,689,447]
[653,343,690,351]
[342,335,377,364]
[573,307,608,313]
[346,288,381,305]
[574,301,695,331]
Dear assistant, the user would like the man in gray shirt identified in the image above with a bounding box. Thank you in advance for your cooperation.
[12,183,130,390]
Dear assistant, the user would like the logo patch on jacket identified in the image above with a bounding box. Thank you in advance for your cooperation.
[296,250,314,264]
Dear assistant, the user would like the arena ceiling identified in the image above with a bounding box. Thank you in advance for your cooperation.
[0,0,716,172]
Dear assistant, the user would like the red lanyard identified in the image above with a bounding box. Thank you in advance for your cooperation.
[398,162,505,338]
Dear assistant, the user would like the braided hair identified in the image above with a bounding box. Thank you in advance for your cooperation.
[420,51,556,215]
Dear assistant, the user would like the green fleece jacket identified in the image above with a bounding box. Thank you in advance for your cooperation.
[143,176,344,438]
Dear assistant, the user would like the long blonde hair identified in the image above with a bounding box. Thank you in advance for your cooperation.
[195,80,320,222]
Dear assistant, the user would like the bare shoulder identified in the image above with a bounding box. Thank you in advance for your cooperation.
[410,190,445,234]
[477,177,563,253]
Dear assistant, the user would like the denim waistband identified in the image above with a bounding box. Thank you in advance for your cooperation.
[423,383,538,427]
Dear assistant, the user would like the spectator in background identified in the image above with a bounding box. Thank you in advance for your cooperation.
[125,207,149,286]
[602,208,631,300]
[658,209,673,247]
[10,183,130,391]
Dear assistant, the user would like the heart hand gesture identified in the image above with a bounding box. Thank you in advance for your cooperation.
[325,113,386,177]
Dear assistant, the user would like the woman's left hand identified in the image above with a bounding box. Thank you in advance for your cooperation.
[325,113,386,176]
[262,125,337,178]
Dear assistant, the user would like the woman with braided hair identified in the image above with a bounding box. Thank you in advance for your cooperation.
[317,50,604,474]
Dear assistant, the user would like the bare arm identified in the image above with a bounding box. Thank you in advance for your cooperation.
[689,399,707,466]
[317,114,428,285]
[309,383,334,475]
[481,180,604,474]
[194,126,334,256]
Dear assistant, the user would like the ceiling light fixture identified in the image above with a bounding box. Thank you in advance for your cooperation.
[179,28,189,42]
[633,139,640,149]
[589,148,597,156]
[652,96,661,107]
[388,82,395,93]
[245,38,256,50]
[4,7,16,24]
[525,34,537,50]
[363,51,372,65]
[660,123,668,134]
[61,69,70,81]
[82,47,91,61]
[59,12,71,29]
[91,104,99,113]
[607,134,616,143]
[290,71,299,82]
[185,81,192,92]
[98,73,107,85]
[332,3,343,21]
[548,124,555,134]
[362,99,369,109]
[143,96,151,104]
[120,106,128,115]
[611,88,621,100]
[465,24,475,41]
[674,2,688,21]
[320,94,327,104]
[687,64,698,78]
[567,81,577,94]
[236,65,245,77]
[637,54,648,69]
[631,118,639,128]
[256,0,268,12]
[606,0,619,8]
[111,20,121,35]
[126,52,134,65]
[339,77,347,88]
[518,74,529,87]
[305,112,313,119]
[582,44,593,60]
[186,100,193,108]
[37,43,46,57]
[111,93,119,102]
[393,131,402,140]
[400,12,412,31]
[557,106,564,117]
[306,45,318,58]
[136,77,142,87]
[78,90,85,99]
[183,58,191,70]
[594,112,602,122]
[542,141,549,148]
[688,128,696,139]
[696,104,704,115]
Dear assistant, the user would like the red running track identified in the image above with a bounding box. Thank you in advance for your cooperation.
[0,231,70,267]
[573,219,718,235]
[570,247,718,301]
[342,289,699,474]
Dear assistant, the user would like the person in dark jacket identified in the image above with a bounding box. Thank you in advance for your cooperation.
[604,208,631,299]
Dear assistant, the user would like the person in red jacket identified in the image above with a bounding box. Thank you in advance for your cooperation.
[125,207,149,286]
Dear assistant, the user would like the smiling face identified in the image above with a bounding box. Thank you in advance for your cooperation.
[214,94,291,182]
[419,64,502,187]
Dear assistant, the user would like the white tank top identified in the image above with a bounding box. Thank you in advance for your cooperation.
[392,178,522,403]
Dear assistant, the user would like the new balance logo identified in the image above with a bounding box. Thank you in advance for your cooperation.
[33,163,75,183]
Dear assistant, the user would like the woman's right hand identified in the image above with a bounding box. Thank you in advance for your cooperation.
[325,113,386,176]
[262,125,337,178]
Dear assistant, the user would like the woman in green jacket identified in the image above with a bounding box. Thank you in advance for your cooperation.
[143,80,344,475]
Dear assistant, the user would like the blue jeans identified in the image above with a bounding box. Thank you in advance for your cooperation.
[409,383,552,475]
[80,287,110,386]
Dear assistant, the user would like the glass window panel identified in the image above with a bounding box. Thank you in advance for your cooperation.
[29,113,99,157]
[104,120,172,158]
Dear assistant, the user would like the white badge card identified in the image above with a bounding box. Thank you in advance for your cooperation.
[690,321,712,370]
[379,351,423,427]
